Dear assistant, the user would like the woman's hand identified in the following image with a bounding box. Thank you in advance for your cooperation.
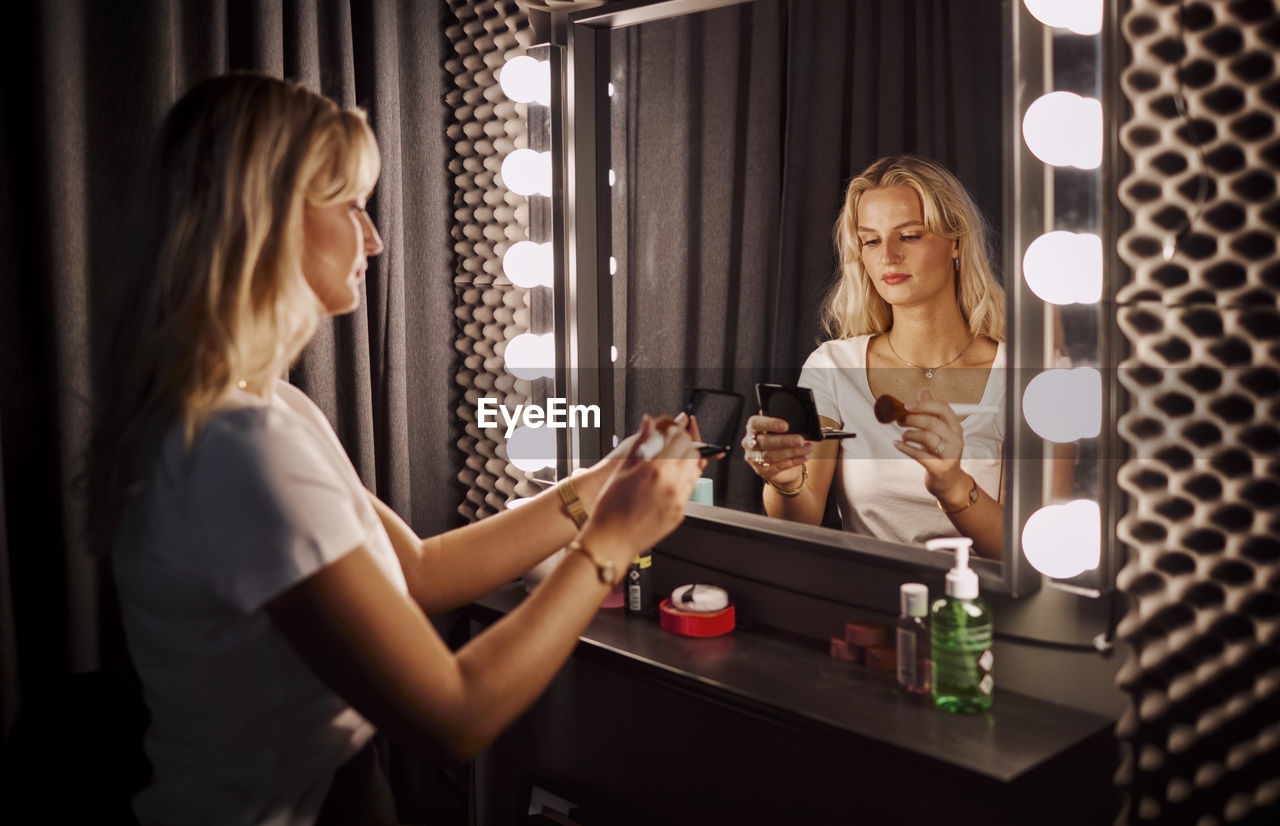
[740,414,813,487]
[892,388,970,501]
[576,412,706,510]
[582,415,703,566]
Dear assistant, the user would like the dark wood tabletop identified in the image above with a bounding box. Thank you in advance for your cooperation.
[466,582,1115,785]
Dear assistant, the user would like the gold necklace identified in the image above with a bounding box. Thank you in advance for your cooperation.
[885,333,973,379]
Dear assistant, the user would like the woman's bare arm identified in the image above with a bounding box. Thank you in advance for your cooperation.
[269,426,700,762]
[760,416,841,525]
[372,416,707,613]
[369,483,600,614]
[267,534,621,763]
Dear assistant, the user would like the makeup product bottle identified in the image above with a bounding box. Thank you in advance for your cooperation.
[625,551,652,616]
[927,537,993,713]
[896,582,930,695]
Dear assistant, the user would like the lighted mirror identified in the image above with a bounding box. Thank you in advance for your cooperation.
[559,0,1115,597]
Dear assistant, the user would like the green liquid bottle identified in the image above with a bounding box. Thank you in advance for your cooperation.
[927,537,993,714]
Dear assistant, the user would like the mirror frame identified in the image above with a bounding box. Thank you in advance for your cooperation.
[555,0,1111,597]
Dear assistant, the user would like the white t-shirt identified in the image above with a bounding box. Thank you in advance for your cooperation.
[113,380,409,826]
[799,335,1005,547]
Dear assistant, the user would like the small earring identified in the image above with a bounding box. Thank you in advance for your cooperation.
[953,257,960,273]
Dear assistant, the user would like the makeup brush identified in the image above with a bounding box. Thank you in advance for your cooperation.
[636,419,729,459]
[873,393,999,424]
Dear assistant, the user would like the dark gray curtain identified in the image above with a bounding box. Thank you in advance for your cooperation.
[611,0,1005,511]
[0,0,459,801]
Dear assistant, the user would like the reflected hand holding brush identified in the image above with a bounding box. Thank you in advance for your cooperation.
[873,393,999,425]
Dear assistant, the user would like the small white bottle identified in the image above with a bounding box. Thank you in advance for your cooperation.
[896,583,930,695]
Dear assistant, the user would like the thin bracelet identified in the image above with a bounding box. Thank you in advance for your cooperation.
[767,464,807,497]
[556,479,589,528]
[567,538,620,586]
[938,475,980,514]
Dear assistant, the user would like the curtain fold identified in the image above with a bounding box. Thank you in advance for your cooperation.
[0,0,459,739]
[613,0,1005,512]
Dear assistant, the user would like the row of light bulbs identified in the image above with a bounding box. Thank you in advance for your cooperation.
[498,54,558,474]
[1018,0,1104,580]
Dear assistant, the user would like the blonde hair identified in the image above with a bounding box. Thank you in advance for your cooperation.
[88,73,380,555]
[821,155,1005,342]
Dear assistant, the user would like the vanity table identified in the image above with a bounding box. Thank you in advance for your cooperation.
[464,579,1117,826]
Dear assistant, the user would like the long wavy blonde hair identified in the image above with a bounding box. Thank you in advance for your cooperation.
[821,155,1005,342]
[88,73,380,555]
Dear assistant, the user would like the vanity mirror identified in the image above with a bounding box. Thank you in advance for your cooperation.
[555,0,1116,598]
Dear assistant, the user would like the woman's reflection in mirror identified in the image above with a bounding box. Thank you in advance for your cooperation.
[741,155,1007,560]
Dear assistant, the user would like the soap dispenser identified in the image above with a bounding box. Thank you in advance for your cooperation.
[926,537,993,714]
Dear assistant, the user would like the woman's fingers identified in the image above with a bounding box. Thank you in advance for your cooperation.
[908,390,961,428]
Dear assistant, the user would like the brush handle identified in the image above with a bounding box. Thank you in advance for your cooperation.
[950,403,999,415]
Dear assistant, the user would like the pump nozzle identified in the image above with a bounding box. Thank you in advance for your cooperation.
[927,536,979,599]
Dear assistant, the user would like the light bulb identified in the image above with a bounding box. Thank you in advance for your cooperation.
[507,425,557,473]
[1023,0,1103,36]
[1023,368,1103,442]
[1022,499,1101,578]
[501,149,552,196]
[609,256,618,275]
[503,241,553,288]
[1022,92,1103,169]
[498,55,551,105]
[503,332,555,381]
[1023,231,1103,305]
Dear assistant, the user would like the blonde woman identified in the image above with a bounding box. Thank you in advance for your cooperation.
[89,73,701,825]
[742,155,1006,560]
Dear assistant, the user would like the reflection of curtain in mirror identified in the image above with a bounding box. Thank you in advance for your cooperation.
[612,0,1004,512]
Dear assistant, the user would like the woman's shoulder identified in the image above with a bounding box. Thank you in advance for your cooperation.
[808,334,871,362]
[198,386,324,466]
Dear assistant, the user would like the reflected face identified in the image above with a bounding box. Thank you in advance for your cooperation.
[856,186,957,309]
[301,193,384,315]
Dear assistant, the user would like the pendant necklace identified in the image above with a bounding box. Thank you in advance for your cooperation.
[886,333,973,379]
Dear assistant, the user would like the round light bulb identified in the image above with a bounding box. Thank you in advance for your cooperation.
[503,241,553,288]
[501,149,552,197]
[504,332,555,381]
[1023,368,1103,442]
[1023,0,1103,36]
[1022,92,1103,169]
[498,55,551,105]
[507,425,557,473]
[1023,231,1103,305]
[1022,499,1101,579]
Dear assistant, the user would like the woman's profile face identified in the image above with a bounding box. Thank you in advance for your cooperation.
[855,185,957,310]
[301,188,384,315]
